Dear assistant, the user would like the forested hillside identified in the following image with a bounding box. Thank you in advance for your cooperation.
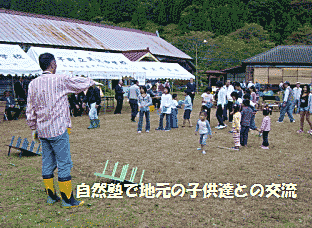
[1,0,312,72]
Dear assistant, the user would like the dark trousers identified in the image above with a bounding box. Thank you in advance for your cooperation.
[97,105,101,116]
[159,113,171,130]
[216,105,225,126]
[6,107,21,120]
[202,105,211,123]
[240,126,250,146]
[129,99,138,121]
[223,104,228,121]
[190,94,195,105]
[227,101,233,122]
[153,98,160,109]
[72,105,83,117]
[262,131,269,147]
[114,98,123,114]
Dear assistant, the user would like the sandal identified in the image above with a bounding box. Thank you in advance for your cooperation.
[297,129,304,133]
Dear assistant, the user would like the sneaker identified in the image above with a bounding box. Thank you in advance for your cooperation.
[219,125,227,129]
[215,125,220,129]
[155,128,163,131]
[228,131,233,133]
[137,131,141,133]
[290,120,295,123]
[164,130,170,132]
[230,147,239,151]
[146,130,149,133]
[261,146,269,149]
[197,148,201,150]
[202,151,206,154]
[276,121,283,123]
[229,121,232,123]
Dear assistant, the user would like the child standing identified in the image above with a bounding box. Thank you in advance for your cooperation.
[201,87,214,123]
[258,107,271,149]
[195,111,212,154]
[243,93,257,131]
[156,87,172,131]
[137,86,152,133]
[240,99,253,147]
[170,94,179,128]
[182,90,193,127]
[231,104,241,151]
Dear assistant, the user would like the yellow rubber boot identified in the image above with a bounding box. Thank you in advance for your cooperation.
[58,180,84,208]
[43,178,60,205]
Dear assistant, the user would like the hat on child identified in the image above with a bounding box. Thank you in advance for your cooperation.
[284,81,290,86]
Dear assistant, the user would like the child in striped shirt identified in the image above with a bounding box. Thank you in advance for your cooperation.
[195,111,212,154]
[231,104,241,151]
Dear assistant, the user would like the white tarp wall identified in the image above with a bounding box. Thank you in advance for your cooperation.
[130,62,195,80]
[27,47,144,79]
[0,44,42,76]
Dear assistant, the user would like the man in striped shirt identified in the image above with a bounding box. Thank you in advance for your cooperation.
[26,53,99,208]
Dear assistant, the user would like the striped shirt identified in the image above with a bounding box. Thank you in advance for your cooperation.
[26,73,95,138]
[138,94,152,112]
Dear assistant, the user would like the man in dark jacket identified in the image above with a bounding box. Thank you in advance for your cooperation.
[186,78,196,105]
[1,90,22,120]
[69,92,85,117]
[114,80,125,114]
[83,85,102,128]
[14,77,27,101]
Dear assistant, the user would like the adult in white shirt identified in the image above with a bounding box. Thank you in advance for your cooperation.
[223,80,235,123]
[156,87,172,131]
[293,82,302,114]
[215,81,227,129]
[247,81,254,89]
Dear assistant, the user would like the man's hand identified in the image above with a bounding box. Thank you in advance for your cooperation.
[32,130,40,143]
[192,92,195,94]
[76,105,79,109]
[82,103,86,109]
[10,105,14,108]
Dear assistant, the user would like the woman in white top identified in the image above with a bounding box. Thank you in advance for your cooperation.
[201,87,214,122]
[156,87,172,131]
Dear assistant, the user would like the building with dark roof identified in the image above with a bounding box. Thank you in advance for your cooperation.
[242,45,312,85]
[0,9,194,72]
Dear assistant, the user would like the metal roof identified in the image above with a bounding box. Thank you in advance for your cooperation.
[243,45,312,64]
[0,10,192,60]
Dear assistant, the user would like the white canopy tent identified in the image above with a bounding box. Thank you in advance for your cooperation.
[130,62,195,80]
[0,44,41,76]
[27,47,145,80]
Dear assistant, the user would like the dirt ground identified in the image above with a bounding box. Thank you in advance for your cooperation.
[0,95,312,227]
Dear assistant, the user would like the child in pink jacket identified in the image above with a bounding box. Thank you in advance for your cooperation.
[258,105,272,149]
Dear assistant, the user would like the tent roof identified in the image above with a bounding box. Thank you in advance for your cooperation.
[27,46,138,79]
[0,43,41,75]
[130,62,195,80]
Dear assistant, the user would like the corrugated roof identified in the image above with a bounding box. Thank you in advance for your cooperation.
[243,45,312,64]
[0,9,192,60]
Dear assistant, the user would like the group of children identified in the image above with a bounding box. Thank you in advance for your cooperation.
[136,83,272,153]
[137,86,193,133]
